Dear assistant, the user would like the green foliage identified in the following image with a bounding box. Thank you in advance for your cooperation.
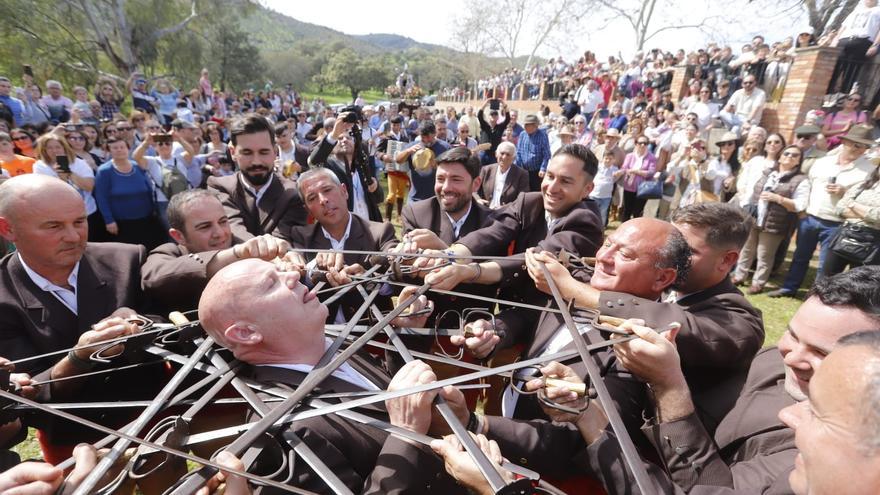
[315,49,392,101]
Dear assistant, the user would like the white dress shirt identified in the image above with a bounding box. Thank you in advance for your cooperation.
[491,167,510,209]
[19,254,79,315]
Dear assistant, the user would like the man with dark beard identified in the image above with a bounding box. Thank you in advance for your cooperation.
[207,115,308,242]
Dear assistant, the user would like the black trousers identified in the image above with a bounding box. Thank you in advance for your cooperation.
[527,169,542,192]
[621,190,647,221]
[830,37,873,94]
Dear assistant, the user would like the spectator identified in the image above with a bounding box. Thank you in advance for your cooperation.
[822,93,868,149]
[550,124,575,155]
[507,110,524,143]
[454,122,478,149]
[793,124,827,174]
[71,86,94,123]
[0,77,24,126]
[32,134,100,239]
[94,137,164,249]
[691,85,720,131]
[9,128,36,158]
[733,145,808,293]
[680,138,729,205]
[574,78,603,123]
[824,166,880,275]
[133,131,192,230]
[616,135,658,220]
[620,117,645,152]
[829,0,880,93]
[94,78,125,121]
[199,68,213,100]
[0,132,34,177]
[590,150,619,226]
[40,80,72,124]
[734,137,771,209]
[515,114,551,191]
[151,79,180,127]
[82,123,106,162]
[720,74,766,135]
[607,102,628,132]
[770,125,877,297]
[64,128,99,171]
[476,99,509,164]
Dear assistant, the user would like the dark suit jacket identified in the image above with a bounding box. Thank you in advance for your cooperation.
[282,215,398,322]
[0,243,165,444]
[456,191,604,302]
[477,163,530,207]
[599,278,765,433]
[207,172,308,243]
[141,242,221,314]
[244,355,465,494]
[309,136,383,222]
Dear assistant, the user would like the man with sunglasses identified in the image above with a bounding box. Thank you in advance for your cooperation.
[719,75,766,135]
[769,125,877,298]
[792,124,827,175]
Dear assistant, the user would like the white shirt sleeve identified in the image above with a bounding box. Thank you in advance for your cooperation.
[792,178,811,213]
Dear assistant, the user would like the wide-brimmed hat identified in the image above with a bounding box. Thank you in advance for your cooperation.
[558,125,575,137]
[715,131,739,145]
[523,114,540,125]
[605,128,621,138]
[840,125,875,146]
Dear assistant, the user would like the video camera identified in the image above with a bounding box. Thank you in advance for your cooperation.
[339,105,364,124]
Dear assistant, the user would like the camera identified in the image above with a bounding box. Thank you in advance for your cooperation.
[153,134,173,145]
[339,105,364,124]
[56,155,71,173]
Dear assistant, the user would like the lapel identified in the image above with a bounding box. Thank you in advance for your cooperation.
[233,175,260,230]
[500,167,517,201]
[484,165,497,200]
[258,176,283,229]
[75,251,114,334]
[459,201,488,239]
[528,307,564,356]
[342,215,368,266]
[432,200,457,243]
[8,254,54,329]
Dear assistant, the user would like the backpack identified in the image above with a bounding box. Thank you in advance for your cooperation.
[161,158,189,199]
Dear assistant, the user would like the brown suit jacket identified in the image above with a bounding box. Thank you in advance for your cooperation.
[244,355,465,494]
[141,242,221,314]
[207,172,307,242]
[477,163,530,207]
[599,278,765,433]
[456,191,603,302]
[0,243,165,444]
[282,215,398,322]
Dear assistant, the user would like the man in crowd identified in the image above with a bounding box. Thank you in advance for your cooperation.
[0,77,23,127]
[719,74,766,135]
[281,168,397,323]
[141,189,295,313]
[421,144,603,306]
[507,110,524,143]
[461,106,480,143]
[208,115,308,242]
[455,122,478,149]
[769,125,876,298]
[830,0,880,93]
[197,258,467,494]
[792,124,827,175]
[515,114,551,192]
[376,115,411,220]
[476,141,529,209]
[591,127,625,167]
[476,99,509,165]
[394,121,451,202]
[574,78,604,124]
[0,175,163,463]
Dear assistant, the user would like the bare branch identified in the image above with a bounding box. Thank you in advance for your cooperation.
[148,0,199,42]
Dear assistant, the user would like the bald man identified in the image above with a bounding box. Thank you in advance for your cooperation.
[198,259,467,494]
[0,174,163,462]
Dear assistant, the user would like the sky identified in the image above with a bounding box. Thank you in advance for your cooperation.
[263,0,812,63]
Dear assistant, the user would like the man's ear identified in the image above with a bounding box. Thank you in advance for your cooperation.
[168,228,186,246]
[653,267,678,294]
[340,183,349,201]
[0,217,15,242]
[719,249,739,274]
[471,176,482,194]
[224,322,262,346]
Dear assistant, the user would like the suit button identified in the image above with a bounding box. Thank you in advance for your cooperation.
[617,299,625,306]
[519,458,528,465]
[632,299,640,305]
[606,301,614,308]
[513,273,519,278]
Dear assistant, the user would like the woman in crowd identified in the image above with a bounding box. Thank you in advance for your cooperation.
[680,139,728,205]
[18,85,50,127]
[615,135,657,221]
[201,122,226,154]
[590,150,620,226]
[64,128,99,171]
[31,134,102,240]
[690,85,720,132]
[151,79,180,127]
[822,93,867,149]
[736,133,782,206]
[823,167,880,275]
[9,129,37,158]
[130,111,149,147]
[71,86,94,122]
[733,144,808,293]
[82,124,106,162]
[133,131,191,230]
[620,117,645,153]
[551,125,575,155]
[712,132,741,202]
[94,137,164,249]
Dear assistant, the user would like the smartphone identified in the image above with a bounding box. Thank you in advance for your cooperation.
[828,176,837,185]
[489,99,500,111]
[56,155,71,173]
[22,64,33,77]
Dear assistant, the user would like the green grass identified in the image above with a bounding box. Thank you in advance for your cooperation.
[299,87,386,105]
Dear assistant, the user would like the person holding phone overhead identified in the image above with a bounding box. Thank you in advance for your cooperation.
[31,134,102,240]
[476,98,509,164]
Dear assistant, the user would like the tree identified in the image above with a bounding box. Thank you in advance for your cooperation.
[802,0,859,37]
[451,0,589,69]
[211,24,265,91]
[314,49,391,101]
[593,0,722,51]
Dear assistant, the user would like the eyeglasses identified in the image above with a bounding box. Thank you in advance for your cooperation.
[117,126,132,131]
[844,141,870,149]
[105,129,118,134]
[782,151,801,158]
[133,118,145,122]
[636,141,649,145]
[11,135,30,141]
[67,136,85,142]
[574,121,586,125]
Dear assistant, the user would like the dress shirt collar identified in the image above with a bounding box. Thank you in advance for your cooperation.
[18,253,79,314]
[239,172,274,205]
[321,212,353,249]
[444,202,472,239]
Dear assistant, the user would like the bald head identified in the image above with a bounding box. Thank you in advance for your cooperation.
[198,260,257,346]
[0,174,84,223]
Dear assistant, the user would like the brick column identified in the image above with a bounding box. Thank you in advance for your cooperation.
[669,64,693,101]
[772,46,841,142]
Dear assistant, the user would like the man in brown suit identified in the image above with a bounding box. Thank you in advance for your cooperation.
[421,143,603,305]
[141,189,296,313]
[475,142,529,209]
[207,115,308,242]
[197,258,466,494]
[280,168,398,323]
[486,266,880,495]
[0,175,163,463]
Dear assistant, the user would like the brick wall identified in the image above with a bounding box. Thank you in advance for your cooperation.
[766,46,840,142]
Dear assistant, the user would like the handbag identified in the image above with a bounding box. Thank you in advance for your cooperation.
[636,179,663,199]
[829,223,880,265]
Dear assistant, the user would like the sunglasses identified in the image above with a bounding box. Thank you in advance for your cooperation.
[636,141,649,145]
[67,136,85,142]
[11,136,30,141]
[117,126,132,131]
[782,151,801,157]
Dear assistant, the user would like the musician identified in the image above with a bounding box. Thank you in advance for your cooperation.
[421,143,603,305]
[197,258,467,494]
[207,115,308,242]
[309,115,383,222]
[0,174,163,462]
[280,168,397,323]
[376,115,410,220]
[394,121,451,202]
[475,142,530,209]
[142,189,296,313]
